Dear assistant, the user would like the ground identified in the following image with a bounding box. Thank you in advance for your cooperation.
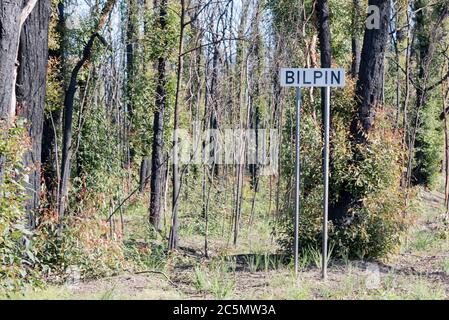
[3,187,449,300]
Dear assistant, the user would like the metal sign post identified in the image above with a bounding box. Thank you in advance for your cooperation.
[322,86,330,280]
[294,87,301,276]
[280,68,345,280]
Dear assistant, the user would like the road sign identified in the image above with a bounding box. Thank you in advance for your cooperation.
[280,68,345,87]
[280,67,346,280]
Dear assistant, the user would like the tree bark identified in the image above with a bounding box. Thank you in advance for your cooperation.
[15,0,51,226]
[41,1,65,207]
[351,0,391,138]
[331,0,391,222]
[316,0,332,124]
[139,156,149,194]
[0,1,22,124]
[351,0,362,77]
[125,0,136,165]
[168,0,186,250]
[149,0,168,230]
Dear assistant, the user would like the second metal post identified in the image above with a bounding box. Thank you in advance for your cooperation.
[294,87,301,276]
[322,86,330,280]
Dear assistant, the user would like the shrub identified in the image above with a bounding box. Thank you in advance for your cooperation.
[278,101,411,260]
[34,211,128,282]
[0,122,41,294]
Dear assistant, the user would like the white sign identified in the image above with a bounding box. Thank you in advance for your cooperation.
[280,68,345,87]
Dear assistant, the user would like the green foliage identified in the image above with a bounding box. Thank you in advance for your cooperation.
[414,98,443,189]
[193,262,236,299]
[0,123,41,294]
[278,89,410,260]
[34,213,127,281]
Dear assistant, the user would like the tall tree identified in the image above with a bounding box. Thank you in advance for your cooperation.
[168,0,187,250]
[16,0,52,225]
[41,1,65,208]
[149,0,169,230]
[125,0,137,166]
[351,0,391,137]
[331,0,391,220]
[316,0,332,114]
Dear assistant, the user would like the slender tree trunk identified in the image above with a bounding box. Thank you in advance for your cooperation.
[249,3,262,191]
[168,0,186,250]
[351,0,362,77]
[125,0,136,166]
[443,91,449,206]
[139,156,149,194]
[149,0,168,230]
[58,0,117,223]
[316,0,332,126]
[42,1,65,207]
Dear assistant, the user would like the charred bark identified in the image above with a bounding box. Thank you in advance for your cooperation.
[331,0,391,222]
[41,1,65,207]
[15,0,51,226]
[149,0,168,230]
[351,0,391,138]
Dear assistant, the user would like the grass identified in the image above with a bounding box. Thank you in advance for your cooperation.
[405,229,438,252]
[193,262,236,299]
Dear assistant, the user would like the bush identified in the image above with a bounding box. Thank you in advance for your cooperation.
[278,101,411,260]
[34,211,128,282]
[0,122,41,294]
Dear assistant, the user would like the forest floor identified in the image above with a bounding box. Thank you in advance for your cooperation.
[5,187,449,300]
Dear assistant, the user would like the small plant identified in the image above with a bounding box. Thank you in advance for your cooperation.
[408,230,435,252]
[247,255,263,273]
[193,263,235,299]
[193,266,209,291]
[304,243,334,269]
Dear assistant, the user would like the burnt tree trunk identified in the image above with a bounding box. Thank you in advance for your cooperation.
[58,0,116,223]
[316,0,332,124]
[249,3,262,191]
[331,0,391,222]
[125,0,136,165]
[15,0,51,226]
[41,1,65,207]
[149,0,168,230]
[351,0,390,137]
[168,0,186,250]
